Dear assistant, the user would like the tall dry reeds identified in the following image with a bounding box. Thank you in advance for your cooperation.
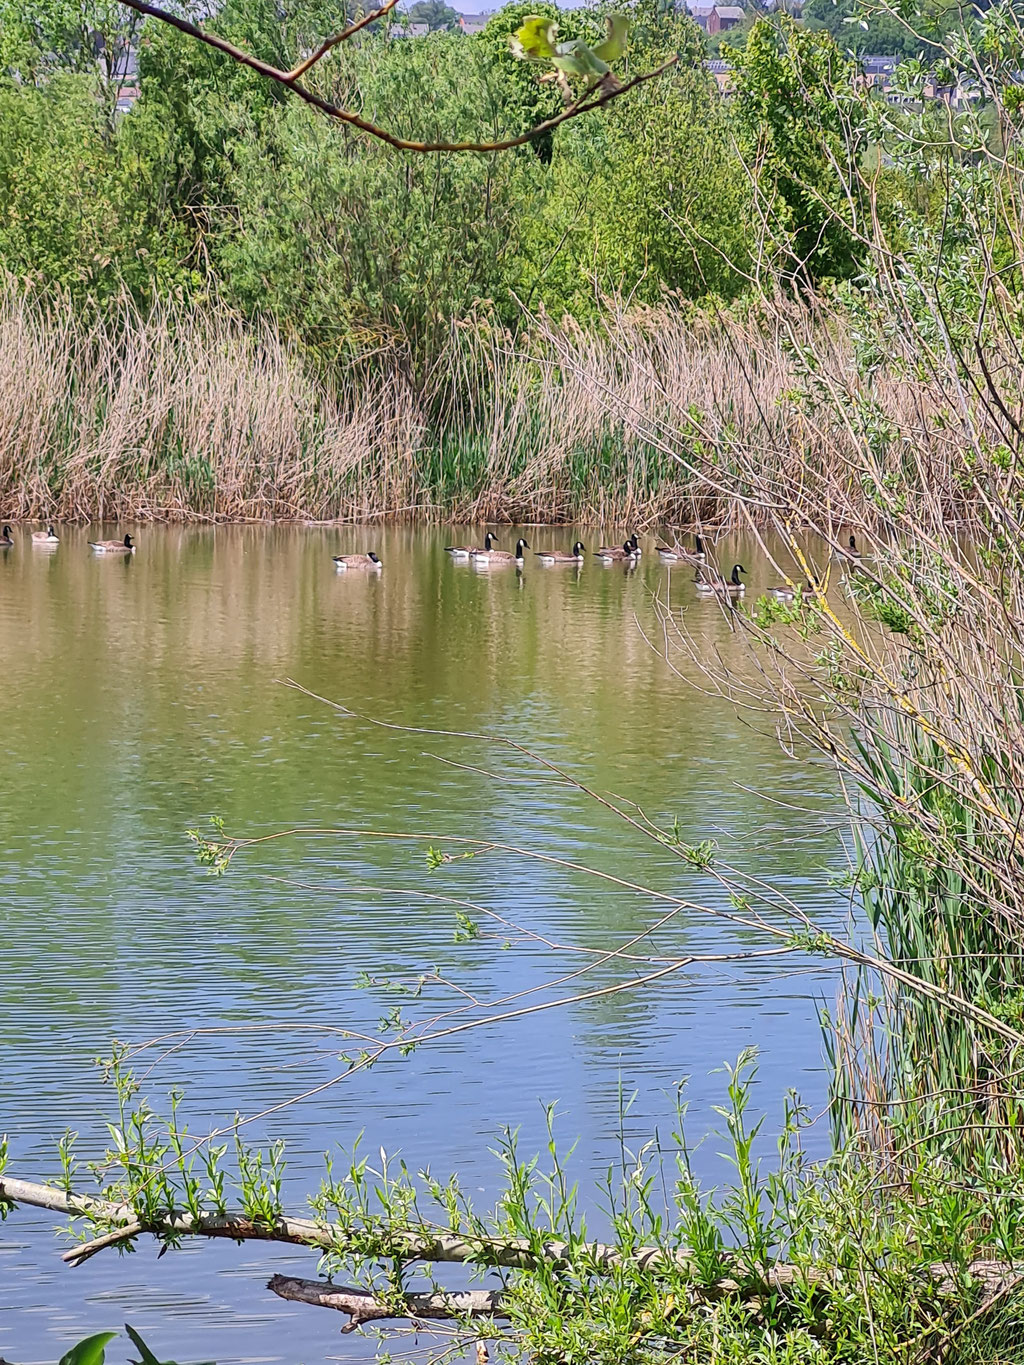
[0,282,946,526]
[0,288,427,522]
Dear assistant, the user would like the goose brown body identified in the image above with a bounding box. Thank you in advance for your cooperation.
[656,535,705,563]
[696,563,746,597]
[595,537,639,562]
[89,534,135,554]
[470,537,529,565]
[536,541,586,564]
[333,551,382,569]
[446,532,497,559]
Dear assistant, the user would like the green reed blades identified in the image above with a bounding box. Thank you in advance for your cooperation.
[829,718,1024,1163]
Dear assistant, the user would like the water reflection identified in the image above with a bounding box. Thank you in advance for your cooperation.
[0,526,848,1362]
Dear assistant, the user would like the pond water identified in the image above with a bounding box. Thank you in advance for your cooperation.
[0,525,851,1364]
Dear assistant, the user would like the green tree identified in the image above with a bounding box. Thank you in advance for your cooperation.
[730,17,865,285]
[521,2,751,309]
[194,27,546,365]
[802,0,933,58]
[0,0,141,79]
[405,0,462,30]
[0,75,195,300]
[0,0,866,363]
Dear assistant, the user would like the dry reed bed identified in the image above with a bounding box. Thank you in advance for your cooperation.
[0,291,428,522]
[0,285,960,524]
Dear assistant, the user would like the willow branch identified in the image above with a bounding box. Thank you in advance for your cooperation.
[63,1220,143,1267]
[267,1275,508,1329]
[114,0,677,153]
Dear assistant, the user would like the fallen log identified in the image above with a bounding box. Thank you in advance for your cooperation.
[0,1174,793,1283]
[4,1172,1019,1322]
[267,1275,508,1330]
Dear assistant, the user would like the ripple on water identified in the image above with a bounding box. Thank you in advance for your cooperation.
[0,525,848,1361]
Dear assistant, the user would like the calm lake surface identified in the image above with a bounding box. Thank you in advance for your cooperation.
[0,525,850,1363]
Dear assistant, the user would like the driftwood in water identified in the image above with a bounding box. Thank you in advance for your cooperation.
[267,1275,508,1330]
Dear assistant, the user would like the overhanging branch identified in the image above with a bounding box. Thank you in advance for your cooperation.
[0,1173,815,1287]
[3,1174,1018,1331]
[284,0,399,81]
[114,0,678,154]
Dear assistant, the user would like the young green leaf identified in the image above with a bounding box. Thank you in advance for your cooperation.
[58,1332,118,1365]
[509,15,559,62]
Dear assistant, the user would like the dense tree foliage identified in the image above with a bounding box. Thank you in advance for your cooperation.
[730,17,865,285]
[404,0,462,30]
[0,0,760,359]
[802,0,929,57]
[0,0,935,363]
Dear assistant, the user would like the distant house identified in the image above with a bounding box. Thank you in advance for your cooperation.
[707,5,744,34]
[93,40,140,111]
[705,57,733,93]
[854,55,980,108]
[687,2,716,30]
[94,35,138,81]
[458,14,489,33]
[924,73,979,107]
[391,21,430,36]
[859,54,899,89]
[114,83,140,114]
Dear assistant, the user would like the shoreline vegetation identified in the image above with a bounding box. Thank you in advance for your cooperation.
[0,285,946,527]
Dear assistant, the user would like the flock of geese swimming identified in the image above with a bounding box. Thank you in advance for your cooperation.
[1,524,863,599]
[438,529,862,600]
[440,531,757,596]
[332,530,755,591]
[1,525,135,554]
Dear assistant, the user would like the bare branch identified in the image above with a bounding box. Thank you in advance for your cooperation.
[4,1174,1014,1328]
[62,1221,144,1267]
[0,1173,820,1286]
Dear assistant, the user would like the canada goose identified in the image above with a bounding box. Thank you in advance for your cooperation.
[32,525,59,545]
[656,534,706,563]
[595,539,639,563]
[333,551,382,570]
[89,534,135,554]
[446,532,497,559]
[0,526,13,547]
[831,532,862,564]
[696,563,747,598]
[536,541,585,565]
[471,537,529,565]
[768,578,818,602]
[594,533,640,561]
